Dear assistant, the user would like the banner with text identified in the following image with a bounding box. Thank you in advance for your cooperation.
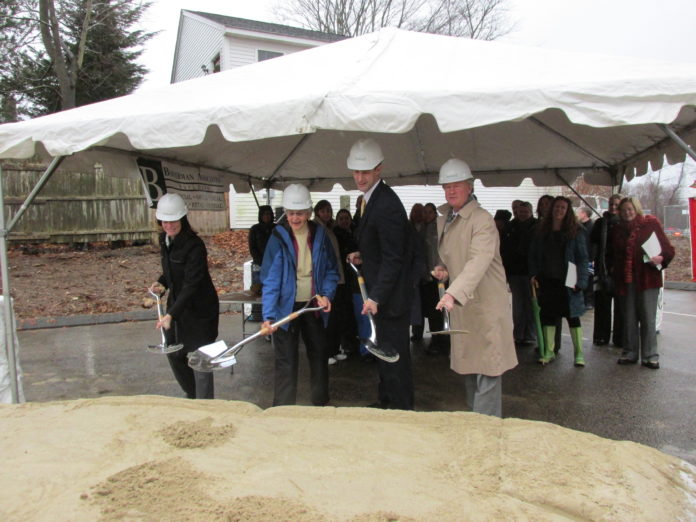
[137,158,226,211]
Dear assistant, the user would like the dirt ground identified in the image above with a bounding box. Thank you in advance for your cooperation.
[3,230,249,320]
[2,232,693,320]
[2,395,696,521]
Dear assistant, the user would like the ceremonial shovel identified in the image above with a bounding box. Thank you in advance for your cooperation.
[348,262,400,363]
[187,296,326,372]
[147,288,184,354]
[430,282,469,336]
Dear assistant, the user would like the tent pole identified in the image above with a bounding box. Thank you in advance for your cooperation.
[266,134,311,184]
[659,124,696,162]
[554,170,601,218]
[249,181,260,208]
[530,117,611,168]
[0,164,19,403]
[1,155,64,403]
[612,166,623,195]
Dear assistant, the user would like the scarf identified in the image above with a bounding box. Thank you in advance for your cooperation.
[622,215,643,284]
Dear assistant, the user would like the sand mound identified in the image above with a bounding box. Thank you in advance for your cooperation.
[1,395,695,521]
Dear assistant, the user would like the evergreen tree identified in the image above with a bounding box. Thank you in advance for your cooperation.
[0,1,40,122]
[1,0,155,120]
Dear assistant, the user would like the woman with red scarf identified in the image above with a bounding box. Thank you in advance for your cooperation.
[608,197,674,369]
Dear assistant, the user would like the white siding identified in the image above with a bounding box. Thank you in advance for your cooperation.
[378,180,560,218]
[173,15,224,83]
[230,184,360,229]
[472,179,562,215]
[230,180,560,229]
[224,35,315,69]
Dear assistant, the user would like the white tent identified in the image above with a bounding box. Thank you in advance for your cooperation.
[2,27,696,190]
[2,27,696,402]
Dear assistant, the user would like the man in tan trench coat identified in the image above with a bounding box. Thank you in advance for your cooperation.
[433,158,518,417]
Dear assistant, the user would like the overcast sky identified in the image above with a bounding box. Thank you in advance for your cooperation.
[137,0,696,91]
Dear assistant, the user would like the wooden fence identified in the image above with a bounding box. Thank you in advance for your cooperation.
[1,164,229,244]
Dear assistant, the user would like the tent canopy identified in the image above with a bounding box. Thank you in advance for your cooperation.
[1,27,696,191]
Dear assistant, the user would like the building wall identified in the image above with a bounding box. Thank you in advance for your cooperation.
[172,14,224,83]
[224,36,313,68]
[174,12,322,82]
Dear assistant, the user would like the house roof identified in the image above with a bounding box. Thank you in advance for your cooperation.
[186,10,347,43]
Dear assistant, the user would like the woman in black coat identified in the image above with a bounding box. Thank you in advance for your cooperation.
[589,194,623,347]
[150,193,219,399]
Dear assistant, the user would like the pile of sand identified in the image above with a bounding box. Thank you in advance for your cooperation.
[1,395,695,521]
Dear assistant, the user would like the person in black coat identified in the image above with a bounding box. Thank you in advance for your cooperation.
[589,194,623,346]
[346,138,415,410]
[248,205,275,319]
[335,208,371,358]
[150,193,219,399]
[248,205,275,266]
[500,201,537,345]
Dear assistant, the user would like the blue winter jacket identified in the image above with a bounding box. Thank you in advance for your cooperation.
[528,227,590,318]
[260,221,339,330]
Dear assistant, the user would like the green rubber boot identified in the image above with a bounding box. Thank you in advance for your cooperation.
[571,326,585,367]
[539,326,556,365]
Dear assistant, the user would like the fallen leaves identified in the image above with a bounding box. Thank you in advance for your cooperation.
[5,230,250,319]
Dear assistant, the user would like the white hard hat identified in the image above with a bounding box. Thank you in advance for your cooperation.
[282,184,312,210]
[347,138,384,170]
[438,158,474,184]
[156,193,188,221]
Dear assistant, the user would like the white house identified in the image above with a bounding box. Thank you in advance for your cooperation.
[171,10,346,83]
[171,11,559,228]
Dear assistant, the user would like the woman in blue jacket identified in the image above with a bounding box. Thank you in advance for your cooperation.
[529,196,589,366]
[261,184,339,406]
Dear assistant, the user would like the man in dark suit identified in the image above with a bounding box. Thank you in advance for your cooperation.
[346,139,414,410]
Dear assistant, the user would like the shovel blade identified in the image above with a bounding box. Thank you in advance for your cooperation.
[361,339,400,363]
[187,346,237,372]
[147,343,184,355]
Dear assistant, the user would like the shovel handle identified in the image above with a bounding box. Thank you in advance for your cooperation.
[147,289,167,345]
[349,263,370,302]
[350,263,377,323]
[212,296,325,361]
[436,281,453,331]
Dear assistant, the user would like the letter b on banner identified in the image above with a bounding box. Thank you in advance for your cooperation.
[137,158,167,207]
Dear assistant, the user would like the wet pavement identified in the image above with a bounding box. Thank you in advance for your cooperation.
[14,289,696,465]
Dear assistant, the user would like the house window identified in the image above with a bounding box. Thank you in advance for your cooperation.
[212,53,221,73]
[257,50,283,62]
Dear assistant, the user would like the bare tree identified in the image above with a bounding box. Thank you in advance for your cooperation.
[414,0,511,39]
[625,170,682,224]
[38,0,94,111]
[272,0,512,39]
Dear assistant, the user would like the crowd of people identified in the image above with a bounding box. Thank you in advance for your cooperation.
[496,192,675,371]
[149,139,675,416]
